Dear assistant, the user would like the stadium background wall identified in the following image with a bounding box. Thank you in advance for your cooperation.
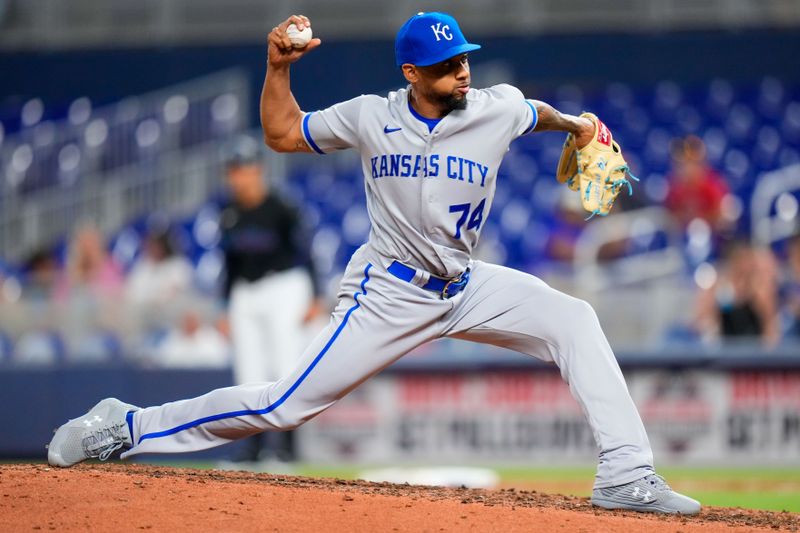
[1,30,799,118]
[2,351,799,464]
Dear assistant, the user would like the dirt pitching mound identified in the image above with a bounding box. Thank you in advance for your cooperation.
[1,464,797,532]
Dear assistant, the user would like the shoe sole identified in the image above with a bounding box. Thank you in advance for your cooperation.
[591,496,700,515]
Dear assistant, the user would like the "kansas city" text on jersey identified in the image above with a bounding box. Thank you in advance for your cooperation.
[370,153,490,187]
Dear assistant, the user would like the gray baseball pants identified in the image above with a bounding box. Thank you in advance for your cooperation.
[123,244,654,489]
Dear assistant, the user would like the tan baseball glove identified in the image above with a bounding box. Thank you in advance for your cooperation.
[556,112,638,218]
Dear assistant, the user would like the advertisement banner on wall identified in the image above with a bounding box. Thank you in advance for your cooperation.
[298,369,800,464]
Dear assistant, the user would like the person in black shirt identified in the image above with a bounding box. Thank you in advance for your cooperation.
[786,234,800,338]
[220,135,323,463]
[696,240,779,346]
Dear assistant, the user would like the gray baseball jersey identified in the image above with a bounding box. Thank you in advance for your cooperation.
[121,84,655,489]
[301,84,536,278]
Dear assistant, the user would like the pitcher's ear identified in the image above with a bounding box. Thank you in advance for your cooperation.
[401,64,418,84]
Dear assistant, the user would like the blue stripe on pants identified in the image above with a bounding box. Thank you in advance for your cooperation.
[136,263,373,444]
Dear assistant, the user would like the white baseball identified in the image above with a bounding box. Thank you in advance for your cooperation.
[286,23,312,48]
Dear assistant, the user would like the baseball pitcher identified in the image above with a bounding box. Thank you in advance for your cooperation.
[48,12,699,515]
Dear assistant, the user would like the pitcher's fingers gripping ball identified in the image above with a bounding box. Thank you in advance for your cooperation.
[556,112,638,219]
[286,23,313,48]
[268,15,320,60]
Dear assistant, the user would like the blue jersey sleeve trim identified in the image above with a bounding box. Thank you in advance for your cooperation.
[134,263,373,445]
[302,112,326,155]
[522,100,538,135]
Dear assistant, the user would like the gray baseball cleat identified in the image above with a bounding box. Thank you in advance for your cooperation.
[47,398,140,467]
[591,473,701,515]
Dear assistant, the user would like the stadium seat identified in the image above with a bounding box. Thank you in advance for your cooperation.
[3,76,800,280]
[0,330,13,364]
[13,330,65,366]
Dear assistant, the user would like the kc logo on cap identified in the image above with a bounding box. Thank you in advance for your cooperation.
[430,22,453,42]
[395,12,481,67]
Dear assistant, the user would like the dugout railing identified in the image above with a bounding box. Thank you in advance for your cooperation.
[751,163,800,247]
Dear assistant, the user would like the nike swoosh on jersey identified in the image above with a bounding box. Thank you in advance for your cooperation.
[383,125,402,134]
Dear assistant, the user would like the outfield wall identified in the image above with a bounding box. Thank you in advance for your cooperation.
[1,344,798,464]
[299,368,800,465]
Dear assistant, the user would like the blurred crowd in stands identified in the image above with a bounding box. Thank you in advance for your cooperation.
[0,221,232,366]
[1,74,800,365]
[1,131,799,366]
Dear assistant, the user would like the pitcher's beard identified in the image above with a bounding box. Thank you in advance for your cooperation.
[442,93,468,112]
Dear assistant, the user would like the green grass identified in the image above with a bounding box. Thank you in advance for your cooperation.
[497,466,800,512]
[687,491,799,512]
[294,465,800,513]
[136,461,800,513]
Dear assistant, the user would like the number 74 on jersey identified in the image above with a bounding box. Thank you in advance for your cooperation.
[449,198,485,239]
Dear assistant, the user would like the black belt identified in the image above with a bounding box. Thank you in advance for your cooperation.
[387,261,471,299]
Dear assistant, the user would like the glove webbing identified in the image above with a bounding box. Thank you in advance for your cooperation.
[583,166,639,221]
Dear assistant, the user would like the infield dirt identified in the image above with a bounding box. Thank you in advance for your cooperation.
[0,464,797,532]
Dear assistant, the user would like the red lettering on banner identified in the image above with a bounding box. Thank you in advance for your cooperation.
[484,374,534,406]
[730,371,800,408]
[397,372,581,413]
[316,406,378,425]
[483,373,578,411]
[399,376,464,408]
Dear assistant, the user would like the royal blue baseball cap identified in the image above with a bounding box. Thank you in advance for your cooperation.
[395,12,481,67]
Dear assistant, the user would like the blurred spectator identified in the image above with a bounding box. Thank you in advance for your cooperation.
[752,246,781,345]
[22,248,59,301]
[54,222,124,303]
[0,268,21,304]
[696,241,780,346]
[126,229,194,308]
[53,222,126,349]
[782,234,800,339]
[665,135,730,231]
[156,310,231,368]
